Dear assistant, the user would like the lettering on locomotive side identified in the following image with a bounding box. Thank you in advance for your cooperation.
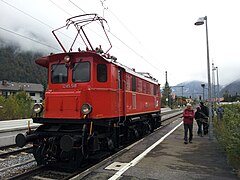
[62,84,77,88]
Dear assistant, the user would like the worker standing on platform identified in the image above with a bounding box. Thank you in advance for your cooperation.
[195,107,204,137]
[183,103,195,144]
[200,102,209,135]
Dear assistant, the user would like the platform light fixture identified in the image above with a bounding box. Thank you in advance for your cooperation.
[194,16,213,140]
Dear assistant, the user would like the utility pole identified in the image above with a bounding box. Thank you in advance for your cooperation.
[216,67,220,104]
[162,71,172,107]
[165,71,169,107]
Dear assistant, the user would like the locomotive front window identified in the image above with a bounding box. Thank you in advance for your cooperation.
[51,64,68,84]
[72,62,90,82]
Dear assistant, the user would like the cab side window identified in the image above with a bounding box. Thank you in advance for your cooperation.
[97,64,107,82]
[132,76,136,92]
[118,69,122,89]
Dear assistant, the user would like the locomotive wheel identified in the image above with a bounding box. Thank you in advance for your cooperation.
[107,138,115,151]
[60,150,74,161]
[33,144,45,165]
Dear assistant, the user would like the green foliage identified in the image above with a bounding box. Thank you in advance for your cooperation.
[0,45,47,87]
[214,104,240,175]
[223,90,240,102]
[161,81,172,107]
[0,91,33,120]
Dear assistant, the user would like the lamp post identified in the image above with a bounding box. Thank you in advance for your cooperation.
[212,63,216,106]
[195,16,213,140]
[201,83,205,100]
[216,67,220,104]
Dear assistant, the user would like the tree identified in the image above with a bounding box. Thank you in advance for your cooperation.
[223,91,231,102]
[161,81,172,107]
[0,91,32,120]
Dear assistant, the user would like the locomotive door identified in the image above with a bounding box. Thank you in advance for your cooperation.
[117,68,126,120]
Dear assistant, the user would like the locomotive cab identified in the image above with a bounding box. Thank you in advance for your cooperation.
[34,52,118,121]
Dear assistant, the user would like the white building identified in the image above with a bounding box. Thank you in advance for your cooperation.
[0,80,44,103]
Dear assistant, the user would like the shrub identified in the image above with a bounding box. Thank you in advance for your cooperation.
[214,104,240,176]
[0,91,32,120]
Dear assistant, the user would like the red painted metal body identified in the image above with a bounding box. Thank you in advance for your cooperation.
[36,51,161,121]
[15,14,162,168]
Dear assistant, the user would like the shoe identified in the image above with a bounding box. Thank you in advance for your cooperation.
[189,141,192,143]
[184,141,188,144]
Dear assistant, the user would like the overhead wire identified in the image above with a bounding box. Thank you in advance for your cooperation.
[68,0,151,62]
[52,0,108,44]
[108,8,142,45]
[99,1,167,77]
[0,0,173,83]
[49,0,72,16]
[0,0,53,29]
[67,0,137,60]
[67,0,166,79]
[100,0,177,84]
[0,0,84,50]
[68,0,86,13]
[0,26,61,51]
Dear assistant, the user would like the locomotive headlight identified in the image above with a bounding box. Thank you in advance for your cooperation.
[81,103,92,115]
[64,55,71,63]
[33,103,43,114]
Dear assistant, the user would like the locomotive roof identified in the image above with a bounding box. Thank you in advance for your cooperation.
[36,51,159,85]
[111,61,159,85]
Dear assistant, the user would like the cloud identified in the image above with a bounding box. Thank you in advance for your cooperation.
[0,0,240,86]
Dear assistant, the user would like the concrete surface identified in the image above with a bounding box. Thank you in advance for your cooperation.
[0,119,40,147]
[76,118,239,180]
[120,119,239,180]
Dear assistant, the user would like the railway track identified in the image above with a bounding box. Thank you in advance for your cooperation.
[1,110,183,180]
[0,145,33,159]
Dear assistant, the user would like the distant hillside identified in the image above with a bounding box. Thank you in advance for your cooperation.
[172,79,240,100]
[220,79,240,96]
[0,45,47,87]
[172,81,206,99]
[172,80,224,100]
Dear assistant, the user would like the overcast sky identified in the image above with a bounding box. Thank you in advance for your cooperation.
[0,0,240,86]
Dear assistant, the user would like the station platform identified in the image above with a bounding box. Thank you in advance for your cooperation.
[73,117,239,180]
[0,118,40,147]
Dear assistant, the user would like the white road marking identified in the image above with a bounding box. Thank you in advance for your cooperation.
[108,121,183,180]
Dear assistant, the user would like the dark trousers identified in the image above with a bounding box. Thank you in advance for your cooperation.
[184,124,193,142]
[203,121,209,135]
[196,119,203,135]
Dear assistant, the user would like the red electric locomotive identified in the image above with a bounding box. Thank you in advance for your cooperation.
[16,14,161,168]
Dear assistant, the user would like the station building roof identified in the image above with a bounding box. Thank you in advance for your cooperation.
[0,80,44,93]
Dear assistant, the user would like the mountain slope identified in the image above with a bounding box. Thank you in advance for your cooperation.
[172,81,206,99]
[220,79,240,96]
[0,45,47,87]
